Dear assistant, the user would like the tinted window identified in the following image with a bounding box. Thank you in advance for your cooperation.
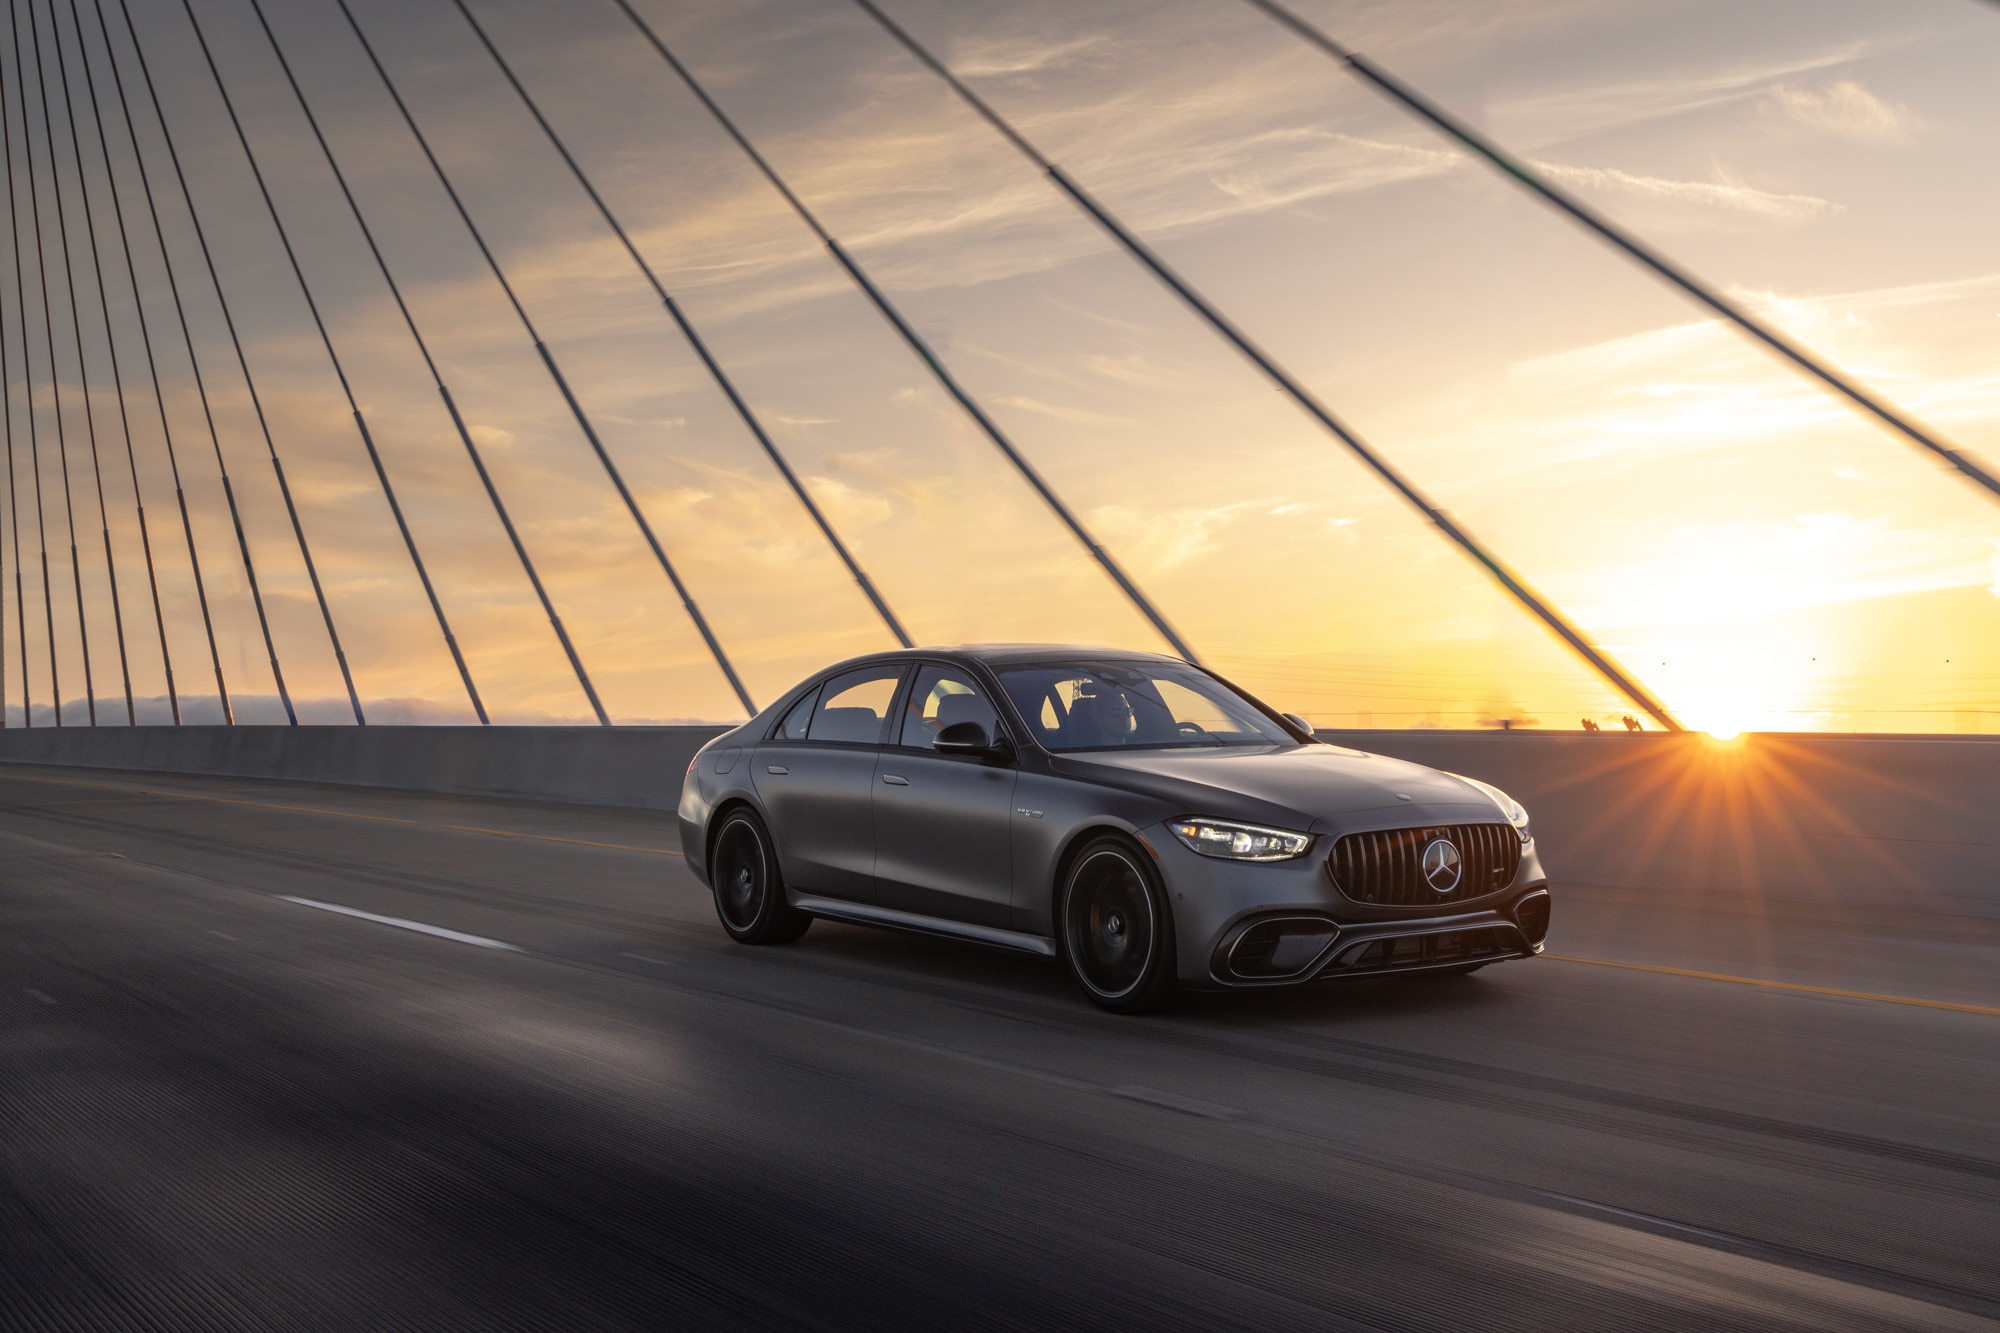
[806,666,903,744]
[898,665,1001,749]
[773,686,819,741]
[996,661,1296,752]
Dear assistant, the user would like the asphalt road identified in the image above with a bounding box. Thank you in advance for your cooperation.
[2,764,1995,1331]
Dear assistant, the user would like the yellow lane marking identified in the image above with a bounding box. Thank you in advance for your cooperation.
[0,769,685,857]
[1545,954,1999,1017]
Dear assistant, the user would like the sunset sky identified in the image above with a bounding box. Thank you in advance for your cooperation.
[5,0,1998,730]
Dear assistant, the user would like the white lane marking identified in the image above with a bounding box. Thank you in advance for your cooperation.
[25,988,55,1005]
[277,896,522,951]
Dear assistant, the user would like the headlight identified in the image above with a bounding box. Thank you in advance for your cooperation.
[1450,774,1532,844]
[1168,817,1312,862]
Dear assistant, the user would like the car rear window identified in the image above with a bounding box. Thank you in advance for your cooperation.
[805,666,904,744]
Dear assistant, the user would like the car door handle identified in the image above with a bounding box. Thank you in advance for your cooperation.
[881,774,909,786]
[766,766,789,775]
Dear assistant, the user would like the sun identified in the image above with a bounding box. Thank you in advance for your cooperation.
[1641,629,1810,740]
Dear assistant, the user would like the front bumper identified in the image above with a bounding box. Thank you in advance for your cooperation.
[1145,820,1550,988]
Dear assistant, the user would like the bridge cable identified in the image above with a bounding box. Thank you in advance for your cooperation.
[605,0,1200,667]
[450,0,912,650]
[31,0,136,723]
[1243,0,2000,506]
[850,0,1681,732]
[47,0,175,722]
[333,0,755,719]
[109,0,357,725]
[72,0,248,724]
[175,0,489,725]
[6,0,80,724]
[0,40,41,725]
[240,0,609,729]
[0,118,21,725]
[0,33,22,728]
[80,0,282,724]
[0,273,12,726]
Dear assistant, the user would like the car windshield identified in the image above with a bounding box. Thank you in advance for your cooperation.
[994,661,1298,752]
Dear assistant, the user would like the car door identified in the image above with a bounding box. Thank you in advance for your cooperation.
[753,664,906,899]
[869,662,1019,928]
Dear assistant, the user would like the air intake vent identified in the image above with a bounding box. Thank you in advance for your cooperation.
[1327,824,1520,906]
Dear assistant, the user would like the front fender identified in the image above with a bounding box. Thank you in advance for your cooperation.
[1010,766,1173,937]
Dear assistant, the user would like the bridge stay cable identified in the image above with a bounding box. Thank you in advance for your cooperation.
[451,0,912,651]
[175,0,489,725]
[605,0,1201,667]
[110,0,358,726]
[6,0,82,725]
[49,0,174,723]
[333,0,754,720]
[30,0,135,723]
[69,0,228,724]
[84,0,293,725]
[0,38,47,726]
[0,274,14,727]
[1244,0,2000,506]
[851,0,1681,732]
[0,77,31,726]
[241,0,609,730]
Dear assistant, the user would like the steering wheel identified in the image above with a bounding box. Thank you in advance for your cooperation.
[1174,721,1209,739]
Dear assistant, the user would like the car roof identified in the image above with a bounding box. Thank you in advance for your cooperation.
[815,644,1190,672]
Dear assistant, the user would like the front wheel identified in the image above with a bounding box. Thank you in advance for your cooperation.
[709,809,811,945]
[1059,836,1177,1013]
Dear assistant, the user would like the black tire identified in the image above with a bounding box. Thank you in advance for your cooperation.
[1058,836,1177,1013]
[709,809,811,945]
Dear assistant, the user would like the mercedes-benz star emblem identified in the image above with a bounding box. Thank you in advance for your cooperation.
[1421,837,1462,893]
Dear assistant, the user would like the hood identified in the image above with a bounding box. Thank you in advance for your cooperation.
[1059,743,1503,833]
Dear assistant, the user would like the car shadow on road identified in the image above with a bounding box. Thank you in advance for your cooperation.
[763,916,1522,1029]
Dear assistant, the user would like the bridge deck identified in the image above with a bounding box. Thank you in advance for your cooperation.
[3,767,1995,1330]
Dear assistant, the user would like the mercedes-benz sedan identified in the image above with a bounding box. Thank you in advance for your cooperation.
[679,646,1550,1012]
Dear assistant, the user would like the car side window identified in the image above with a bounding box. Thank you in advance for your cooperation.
[805,666,904,744]
[898,665,1001,749]
[772,686,819,741]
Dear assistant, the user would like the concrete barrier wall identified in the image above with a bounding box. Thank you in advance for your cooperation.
[2,725,1994,916]
[0,725,729,810]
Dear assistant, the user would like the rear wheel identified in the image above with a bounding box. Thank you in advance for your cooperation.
[1059,836,1177,1013]
[710,809,810,945]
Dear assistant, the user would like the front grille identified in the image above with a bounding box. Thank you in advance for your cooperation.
[1327,823,1520,906]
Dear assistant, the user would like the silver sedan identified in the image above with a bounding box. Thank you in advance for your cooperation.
[679,646,1549,1012]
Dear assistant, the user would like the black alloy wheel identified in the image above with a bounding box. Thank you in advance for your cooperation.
[710,809,810,945]
[1059,836,1177,1013]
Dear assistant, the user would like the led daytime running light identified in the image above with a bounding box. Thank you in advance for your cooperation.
[1169,817,1312,862]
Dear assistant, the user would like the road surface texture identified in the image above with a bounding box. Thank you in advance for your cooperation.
[2,763,1995,1331]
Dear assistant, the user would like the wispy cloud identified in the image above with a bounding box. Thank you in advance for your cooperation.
[1532,159,1839,224]
[1491,41,1885,146]
[950,33,1105,79]
[993,395,1138,427]
[1765,80,1918,143]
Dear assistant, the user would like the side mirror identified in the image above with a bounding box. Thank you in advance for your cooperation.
[1282,712,1315,737]
[934,721,990,754]
[934,720,1012,760]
